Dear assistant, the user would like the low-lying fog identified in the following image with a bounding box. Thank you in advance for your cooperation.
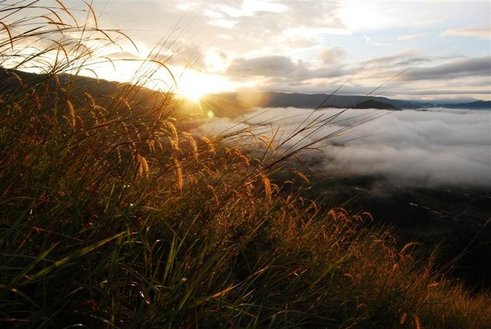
[196,107,491,188]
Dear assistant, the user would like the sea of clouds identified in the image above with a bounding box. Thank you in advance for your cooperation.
[196,107,491,188]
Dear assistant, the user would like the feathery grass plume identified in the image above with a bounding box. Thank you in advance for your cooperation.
[66,98,76,129]
[136,153,149,178]
[182,132,199,160]
[200,136,216,153]
[291,169,310,183]
[174,158,184,191]
[261,172,272,202]
[414,314,423,329]
[164,120,179,150]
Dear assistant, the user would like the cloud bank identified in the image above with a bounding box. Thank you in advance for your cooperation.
[322,109,491,187]
[197,107,491,188]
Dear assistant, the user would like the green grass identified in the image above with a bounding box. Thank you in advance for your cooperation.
[1,2,490,328]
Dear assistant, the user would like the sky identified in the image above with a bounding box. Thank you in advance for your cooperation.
[8,0,491,100]
[88,0,491,101]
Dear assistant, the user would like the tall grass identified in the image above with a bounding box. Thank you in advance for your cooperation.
[0,1,490,328]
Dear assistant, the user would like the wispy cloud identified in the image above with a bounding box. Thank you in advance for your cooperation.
[397,33,427,41]
[360,51,430,68]
[402,56,491,81]
[364,35,391,47]
[442,26,491,39]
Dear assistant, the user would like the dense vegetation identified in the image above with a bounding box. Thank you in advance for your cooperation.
[1,2,490,328]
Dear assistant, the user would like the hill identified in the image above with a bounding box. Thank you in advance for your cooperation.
[350,99,400,110]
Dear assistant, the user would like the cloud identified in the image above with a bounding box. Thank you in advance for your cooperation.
[197,107,491,188]
[319,47,348,64]
[402,56,491,81]
[360,51,431,68]
[226,56,305,77]
[442,26,491,39]
[394,88,491,97]
[206,0,288,18]
[105,51,141,60]
[226,55,349,82]
[321,109,491,187]
[364,35,391,47]
[91,0,344,58]
[168,45,206,68]
[221,52,490,100]
[397,33,427,41]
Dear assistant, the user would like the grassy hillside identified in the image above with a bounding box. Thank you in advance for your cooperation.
[0,2,490,328]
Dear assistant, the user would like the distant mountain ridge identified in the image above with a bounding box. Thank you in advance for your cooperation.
[443,101,491,110]
[201,91,490,117]
[230,92,491,110]
[264,93,417,109]
[2,68,489,114]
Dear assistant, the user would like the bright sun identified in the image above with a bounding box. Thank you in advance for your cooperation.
[82,59,239,105]
[178,81,207,103]
[177,69,236,103]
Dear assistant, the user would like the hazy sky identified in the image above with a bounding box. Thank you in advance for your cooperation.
[36,1,491,100]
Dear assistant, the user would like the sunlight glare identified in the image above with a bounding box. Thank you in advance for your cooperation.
[76,57,241,106]
[179,83,205,103]
[177,69,237,103]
